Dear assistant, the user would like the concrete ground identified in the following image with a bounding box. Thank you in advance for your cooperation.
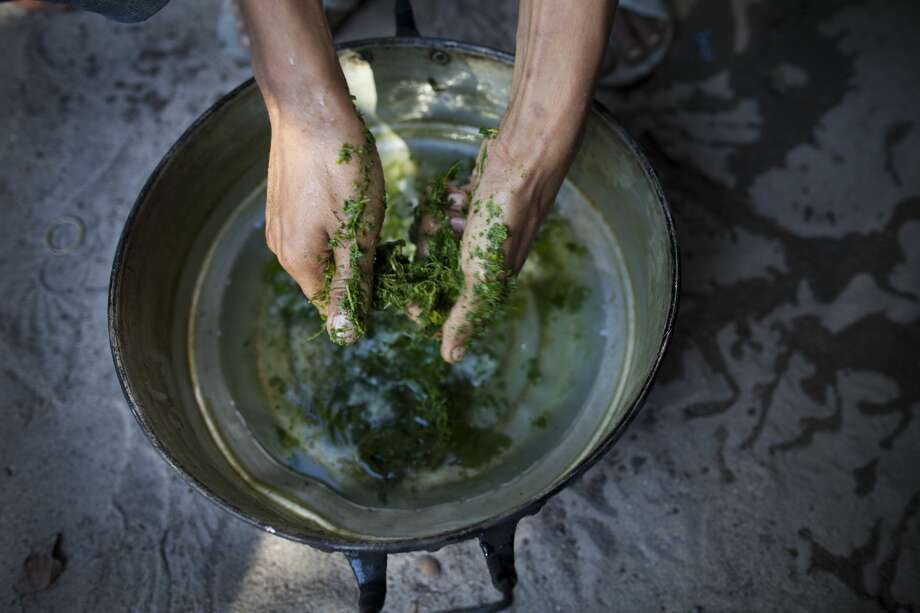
[1,0,919,611]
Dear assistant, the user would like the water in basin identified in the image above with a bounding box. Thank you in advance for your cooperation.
[188,129,632,514]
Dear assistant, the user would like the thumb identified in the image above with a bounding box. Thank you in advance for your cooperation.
[325,239,373,345]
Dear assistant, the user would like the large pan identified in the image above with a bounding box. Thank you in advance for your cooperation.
[108,4,678,611]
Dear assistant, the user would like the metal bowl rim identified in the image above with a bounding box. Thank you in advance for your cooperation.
[108,36,680,554]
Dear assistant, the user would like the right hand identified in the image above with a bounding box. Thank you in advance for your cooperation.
[264,107,385,344]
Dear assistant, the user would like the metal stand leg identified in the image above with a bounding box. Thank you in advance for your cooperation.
[478,522,518,610]
[345,551,388,613]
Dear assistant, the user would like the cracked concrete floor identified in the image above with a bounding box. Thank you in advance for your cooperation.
[1,0,919,611]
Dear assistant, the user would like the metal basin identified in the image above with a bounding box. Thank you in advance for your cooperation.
[109,36,678,612]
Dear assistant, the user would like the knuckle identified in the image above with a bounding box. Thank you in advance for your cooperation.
[328,277,349,293]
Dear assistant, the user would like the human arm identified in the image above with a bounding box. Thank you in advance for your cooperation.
[238,0,384,344]
[440,0,615,362]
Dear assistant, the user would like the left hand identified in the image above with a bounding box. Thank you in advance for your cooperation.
[439,127,577,363]
[432,0,613,363]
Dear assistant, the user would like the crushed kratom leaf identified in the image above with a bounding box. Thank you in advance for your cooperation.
[475,126,498,177]
[372,163,465,333]
[317,123,512,345]
[463,195,512,334]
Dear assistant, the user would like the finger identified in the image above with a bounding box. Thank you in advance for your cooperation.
[440,274,477,363]
[405,302,424,326]
[449,216,466,235]
[416,212,441,237]
[411,212,440,259]
[447,187,469,213]
[445,187,471,237]
[440,228,484,363]
[269,223,329,305]
[413,211,466,260]
[325,238,373,344]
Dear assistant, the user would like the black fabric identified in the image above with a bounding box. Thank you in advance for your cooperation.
[43,0,170,22]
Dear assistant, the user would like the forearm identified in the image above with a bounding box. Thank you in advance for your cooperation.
[502,0,615,168]
[238,0,352,125]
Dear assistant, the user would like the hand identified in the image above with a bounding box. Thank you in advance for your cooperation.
[239,0,385,343]
[264,108,384,343]
[438,127,575,363]
[434,0,613,363]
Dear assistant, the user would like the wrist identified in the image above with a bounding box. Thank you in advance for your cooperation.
[264,81,353,123]
[495,95,590,172]
[265,84,359,136]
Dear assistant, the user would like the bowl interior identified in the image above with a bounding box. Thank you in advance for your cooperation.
[110,41,676,545]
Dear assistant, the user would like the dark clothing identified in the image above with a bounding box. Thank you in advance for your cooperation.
[45,0,168,22]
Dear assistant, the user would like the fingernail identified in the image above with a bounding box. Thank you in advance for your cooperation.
[330,313,354,343]
[450,345,466,362]
[447,191,466,209]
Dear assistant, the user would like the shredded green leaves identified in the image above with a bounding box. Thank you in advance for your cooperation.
[463,197,512,334]
[373,163,465,333]
[321,123,510,346]
[475,126,498,177]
